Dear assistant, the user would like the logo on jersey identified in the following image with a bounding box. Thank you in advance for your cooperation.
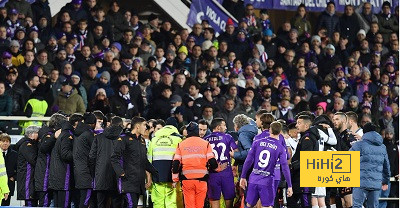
[300,151,360,187]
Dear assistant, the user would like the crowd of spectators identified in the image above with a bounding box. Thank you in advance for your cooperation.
[0,0,396,137]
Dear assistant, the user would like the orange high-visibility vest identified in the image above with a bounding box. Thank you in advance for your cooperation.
[173,137,214,181]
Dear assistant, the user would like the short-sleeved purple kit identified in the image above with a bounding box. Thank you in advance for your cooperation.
[204,132,238,200]
[241,131,292,207]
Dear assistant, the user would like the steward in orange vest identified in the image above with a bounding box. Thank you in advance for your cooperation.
[172,122,227,208]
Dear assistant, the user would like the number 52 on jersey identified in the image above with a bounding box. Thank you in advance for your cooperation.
[300,151,360,187]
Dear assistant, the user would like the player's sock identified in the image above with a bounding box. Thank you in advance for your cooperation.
[330,204,336,208]
[312,206,319,208]
[320,206,326,208]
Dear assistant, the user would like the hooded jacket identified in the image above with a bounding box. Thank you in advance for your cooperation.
[34,126,56,193]
[89,125,123,191]
[233,120,258,172]
[16,137,37,200]
[111,133,158,194]
[148,126,182,182]
[73,122,95,189]
[49,121,75,191]
[350,131,390,189]
[88,80,115,101]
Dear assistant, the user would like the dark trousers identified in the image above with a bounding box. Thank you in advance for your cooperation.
[287,192,312,208]
[25,199,38,207]
[124,192,140,208]
[97,190,123,208]
[1,195,11,206]
[37,191,52,207]
[77,189,94,208]
[53,190,71,208]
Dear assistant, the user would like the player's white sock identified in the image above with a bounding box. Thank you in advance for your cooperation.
[312,206,319,208]
[320,206,326,208]
[330,204,336,208]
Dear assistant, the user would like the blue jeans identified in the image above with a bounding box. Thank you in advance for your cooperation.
[379,183,391,208]
[353,187,380,208]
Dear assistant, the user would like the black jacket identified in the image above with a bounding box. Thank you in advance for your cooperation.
[73,122,95,189]
[109,93,139,119]
[89,125,123,191]
[111,133,157,194]
[339,14,360,43]
[149,96,172,120]
[16,137,38,200]
[5,83,24,116]
[4,148,17,196]
[316,10,340,38]
[291,130,317,194]
[34,126,56,192]
[31,0,51,25]
[383,139,399,177]
[49,121,74,191]
[106,10,129,42]
[337,129,356,151]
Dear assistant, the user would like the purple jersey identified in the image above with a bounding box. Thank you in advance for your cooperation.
[273,134,289,180]
[253,130,270,142]
[241,137,292,187]
[204,132,238,174]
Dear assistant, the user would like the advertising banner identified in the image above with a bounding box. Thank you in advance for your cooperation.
[245,0,398,14]
[187,0,238,35]
[300,151,360,187]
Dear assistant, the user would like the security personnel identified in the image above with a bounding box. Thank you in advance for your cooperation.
[111,116,158,208]
[172,122,226,208]
[148,125,182,208]
[20,88,49,129]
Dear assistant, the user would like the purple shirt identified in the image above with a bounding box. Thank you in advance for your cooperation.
[241,137,292,187]
[253,130,270,142]
[204,132,238,175]
[274,134,289,180]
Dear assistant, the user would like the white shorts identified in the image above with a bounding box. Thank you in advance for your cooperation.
[312,187,326,197]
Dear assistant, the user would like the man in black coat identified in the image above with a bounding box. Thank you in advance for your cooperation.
[49,114,83,208]
[106,1,129,42]
[89,116,124,208]
[16,126,40,206]
[31,0,52,25]
[0,133,17,206]
[35,113,67,207]
[288,115,317,208]
[110,80,139,119]
[339,5,360,44]
[149,85,173,120]
[111,116,158,208]
[73,113,97,208]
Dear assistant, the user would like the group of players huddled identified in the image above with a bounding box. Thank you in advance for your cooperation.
[7,108,396,208]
